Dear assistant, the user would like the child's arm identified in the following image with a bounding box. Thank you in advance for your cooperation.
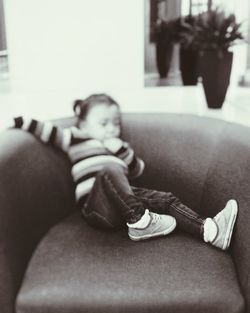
[103,138,145,178]
[10,116,72,152]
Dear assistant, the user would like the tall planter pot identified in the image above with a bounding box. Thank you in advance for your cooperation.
[199,50,233,109]
[180,48,199,86]
[156,42,174,79]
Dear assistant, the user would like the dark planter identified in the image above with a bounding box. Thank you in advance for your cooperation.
[156,42,173,78]
[199,50,233,109]
[180,48,199,85]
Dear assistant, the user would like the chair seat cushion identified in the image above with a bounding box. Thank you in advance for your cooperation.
[16,212,244,313]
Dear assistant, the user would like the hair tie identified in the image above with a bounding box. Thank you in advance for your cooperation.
[73,99,83,116]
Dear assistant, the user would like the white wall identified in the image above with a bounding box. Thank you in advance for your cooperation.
[3,0,147,118]
[5,0,145,92]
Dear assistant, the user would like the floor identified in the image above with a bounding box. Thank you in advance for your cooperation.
[1,76,250,128]
[122,82,250,129]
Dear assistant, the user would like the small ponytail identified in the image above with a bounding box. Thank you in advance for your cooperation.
[73,99,87,119]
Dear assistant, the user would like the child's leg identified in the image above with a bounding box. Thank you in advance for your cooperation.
[132,187,204,238]
[82,164,176,239]
[82,164,144,227]
[132,186,238,250]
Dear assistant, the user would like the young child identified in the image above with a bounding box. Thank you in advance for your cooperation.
[11,93,238,250]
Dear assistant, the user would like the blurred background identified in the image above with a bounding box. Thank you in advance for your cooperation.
[0,0,250,126]
[144,0,249,87]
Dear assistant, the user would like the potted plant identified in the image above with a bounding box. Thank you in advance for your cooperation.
[194,8,244,108]
[175,15,200,85]
[154,19,179,79]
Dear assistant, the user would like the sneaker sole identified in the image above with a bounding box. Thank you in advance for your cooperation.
[223,199,238,250]
[128,219,177,241]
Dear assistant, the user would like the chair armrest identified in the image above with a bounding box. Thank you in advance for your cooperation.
[231,200,250,313]
[0,130,75,313]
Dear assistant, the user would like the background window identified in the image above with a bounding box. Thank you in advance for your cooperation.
[0,0,8,79]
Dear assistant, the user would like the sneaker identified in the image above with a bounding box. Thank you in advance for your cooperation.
[211,199,238,250]
[128,212,176,241]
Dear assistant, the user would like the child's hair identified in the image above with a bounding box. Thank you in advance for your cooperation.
[73,93,119,120]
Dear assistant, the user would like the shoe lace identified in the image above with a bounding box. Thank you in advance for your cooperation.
[150,212,161,223]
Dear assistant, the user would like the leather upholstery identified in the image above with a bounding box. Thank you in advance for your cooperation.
[0,113,250,313]
[17,212,244,313]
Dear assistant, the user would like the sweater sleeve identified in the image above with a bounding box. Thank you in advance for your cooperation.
[103,138,145,178]
[12,116,72,152]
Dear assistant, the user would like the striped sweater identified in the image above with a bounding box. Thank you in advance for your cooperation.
[13,117,144,204]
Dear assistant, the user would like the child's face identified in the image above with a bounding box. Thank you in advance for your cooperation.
[79,104,121,141]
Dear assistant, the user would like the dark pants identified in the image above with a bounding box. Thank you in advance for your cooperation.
[82,164,205,239]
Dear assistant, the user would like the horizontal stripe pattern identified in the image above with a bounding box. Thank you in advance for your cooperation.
[68,144,108,163]
[75,177,96,201]
[13,116,144,202]
[14,117,73,151]
[72,155,127,181]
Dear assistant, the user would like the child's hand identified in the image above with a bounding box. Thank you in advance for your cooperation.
[103,137,124,154]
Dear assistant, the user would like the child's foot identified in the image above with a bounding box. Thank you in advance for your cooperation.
[128,211,176,241]
[205,199,238,250]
